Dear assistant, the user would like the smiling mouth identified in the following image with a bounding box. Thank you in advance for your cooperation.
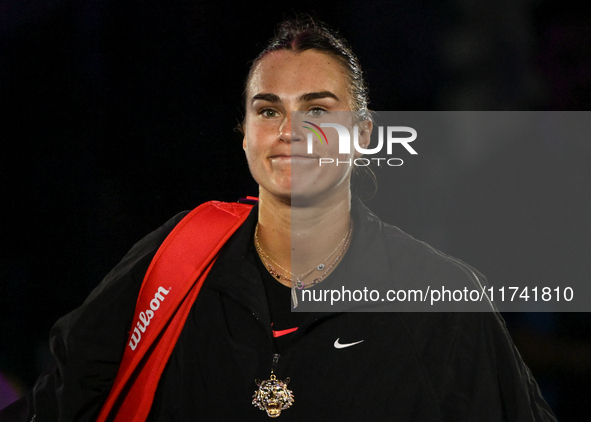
[270,155,317,160]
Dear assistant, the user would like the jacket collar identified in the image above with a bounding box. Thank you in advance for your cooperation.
[203,202,272,324]
[203,197,392,320]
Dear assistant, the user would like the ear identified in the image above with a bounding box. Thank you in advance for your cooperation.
[354,119,373,158]
[243,135,247,151]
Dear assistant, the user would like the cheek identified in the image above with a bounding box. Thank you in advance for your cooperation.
[243,144,263,186]
[243,133,268,181]
[243,139,259,170]
[242,121,257,154]
[243,121,277,155]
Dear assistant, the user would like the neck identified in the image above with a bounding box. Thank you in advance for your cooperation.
[256,188,353,285]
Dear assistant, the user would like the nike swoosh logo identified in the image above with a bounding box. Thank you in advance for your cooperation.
[334,338,364,349]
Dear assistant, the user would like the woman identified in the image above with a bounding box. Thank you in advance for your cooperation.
[5,18,555,421]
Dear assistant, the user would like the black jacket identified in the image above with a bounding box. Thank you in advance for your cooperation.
[13,199,556,421]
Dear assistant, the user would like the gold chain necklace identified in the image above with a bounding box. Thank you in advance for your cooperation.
[252,222,353,417]
[254,220,353,308]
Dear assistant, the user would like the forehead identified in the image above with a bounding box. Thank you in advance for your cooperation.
[247,50,350,101]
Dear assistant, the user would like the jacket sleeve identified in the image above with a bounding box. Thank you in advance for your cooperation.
[18,213,187,422]
[438,311,557,422]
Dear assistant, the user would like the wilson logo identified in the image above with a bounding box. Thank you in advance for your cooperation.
[128,286,170,351]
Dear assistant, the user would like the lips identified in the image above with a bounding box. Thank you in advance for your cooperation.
[270,155,317,165]
[269,154,317,159]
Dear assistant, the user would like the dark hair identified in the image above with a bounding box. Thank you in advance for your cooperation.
[241,17,370,125]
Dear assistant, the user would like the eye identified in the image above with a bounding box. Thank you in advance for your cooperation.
[260,108,279,118]
[306,107,327,117]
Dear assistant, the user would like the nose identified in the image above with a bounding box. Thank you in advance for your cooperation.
[279,112,304,143]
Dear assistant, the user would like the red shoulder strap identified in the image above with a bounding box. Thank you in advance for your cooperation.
[96,200,253,422]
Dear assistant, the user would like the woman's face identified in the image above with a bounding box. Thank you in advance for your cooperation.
[243,49,367,205]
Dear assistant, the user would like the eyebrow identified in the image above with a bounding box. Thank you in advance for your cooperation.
[300,91,339,102]
[250,91,340,105]
[250,93,281,104]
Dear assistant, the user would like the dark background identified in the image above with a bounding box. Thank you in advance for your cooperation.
[1,0,590,419]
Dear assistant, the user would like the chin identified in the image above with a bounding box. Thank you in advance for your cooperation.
[289,189,332,208]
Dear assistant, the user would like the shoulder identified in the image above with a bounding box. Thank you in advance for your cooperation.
[76,210,190,312]
[395,311,555,420]
[383,220,487,289]
[352,199,489,305]
[29,210,190,422]
[51,209,192,354]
